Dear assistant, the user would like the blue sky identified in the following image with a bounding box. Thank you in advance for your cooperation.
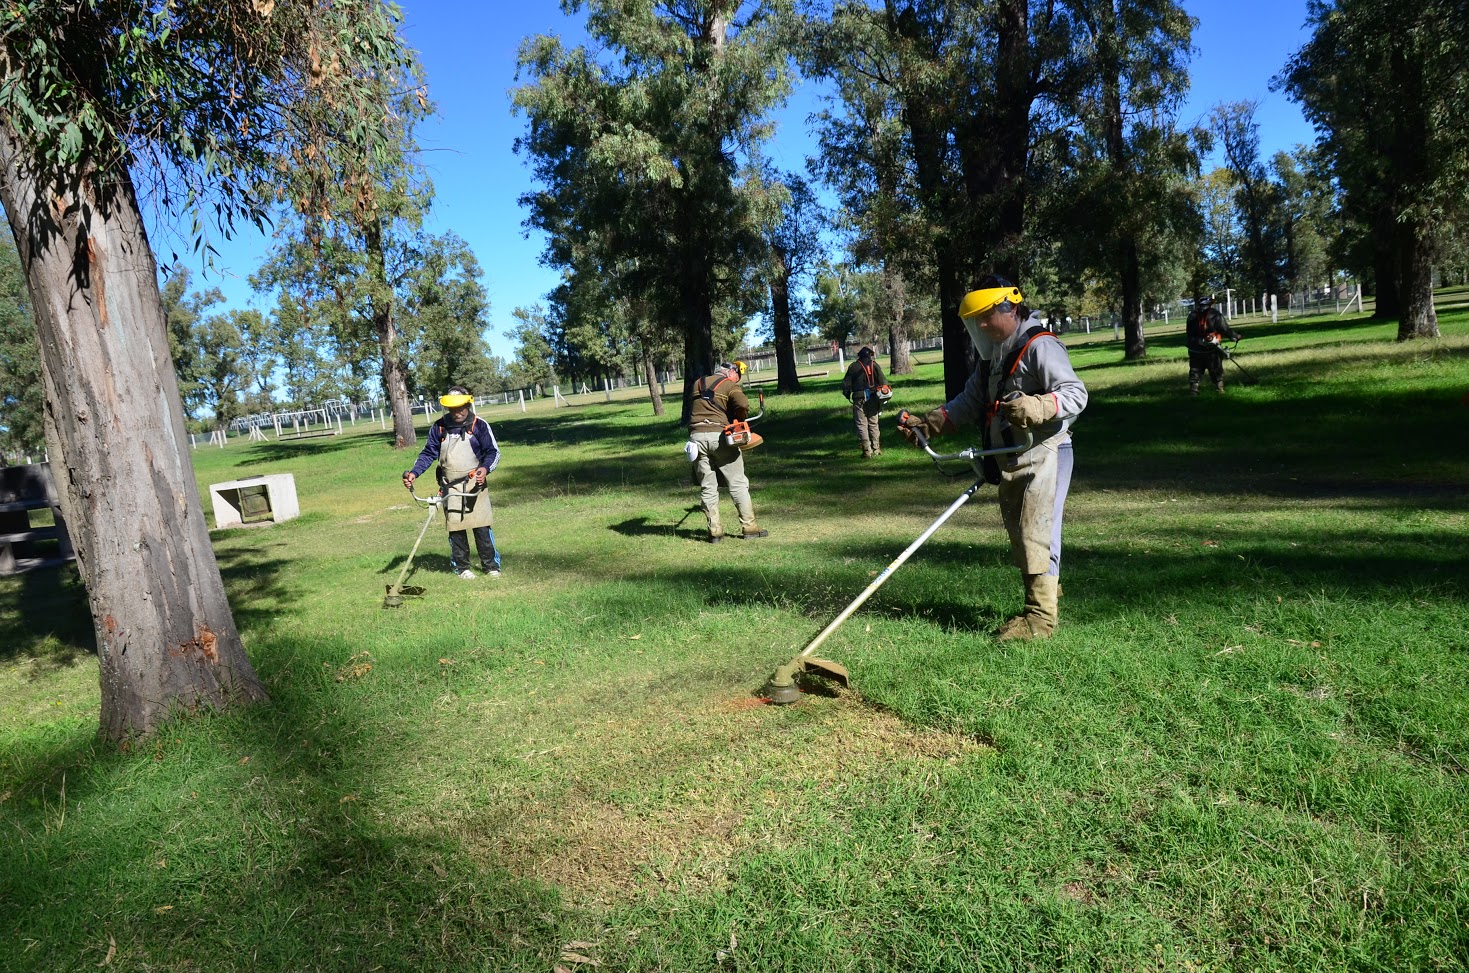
[178,0,1320,358]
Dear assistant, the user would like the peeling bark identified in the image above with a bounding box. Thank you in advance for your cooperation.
[0,125,269,742]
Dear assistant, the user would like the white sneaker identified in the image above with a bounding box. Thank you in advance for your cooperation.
[457,569,476,580]
[488,569,502,579]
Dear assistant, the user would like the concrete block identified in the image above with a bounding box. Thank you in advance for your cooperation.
[209,473,300,528]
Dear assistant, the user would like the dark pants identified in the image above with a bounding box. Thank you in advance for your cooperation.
[1188,349,1224,390]
[449,526,500,572]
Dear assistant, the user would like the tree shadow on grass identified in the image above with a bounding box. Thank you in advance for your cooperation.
[0,563,94,667]
[0,632,576,972]
[224,435,366,468]
[214,546,303,631]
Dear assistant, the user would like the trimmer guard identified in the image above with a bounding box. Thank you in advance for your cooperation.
[801,657,850,687]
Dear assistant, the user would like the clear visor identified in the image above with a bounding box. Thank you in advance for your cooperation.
[963,318,999,361]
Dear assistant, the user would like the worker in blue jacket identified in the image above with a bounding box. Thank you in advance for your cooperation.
[402,386,502,579]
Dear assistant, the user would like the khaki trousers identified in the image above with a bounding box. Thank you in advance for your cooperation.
[690,430,755,532]
[852,398,882,453]
[997,440,1073,576]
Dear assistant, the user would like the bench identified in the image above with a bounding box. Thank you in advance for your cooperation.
[0,464,75,576]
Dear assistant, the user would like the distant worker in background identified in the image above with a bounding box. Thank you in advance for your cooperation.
[1185,296,1241,395]
[841,346,892,458]
[402,386,502,579]
[686,361,768,543]
[899,275,1088,641]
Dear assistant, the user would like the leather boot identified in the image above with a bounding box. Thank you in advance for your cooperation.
[1214,379,1225,392]
[996,574,1060,641]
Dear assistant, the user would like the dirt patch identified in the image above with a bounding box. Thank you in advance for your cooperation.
[1061,880,1097,905]
[455,693,985,906]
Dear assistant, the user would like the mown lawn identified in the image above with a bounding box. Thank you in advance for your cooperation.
[3,307,1467,972]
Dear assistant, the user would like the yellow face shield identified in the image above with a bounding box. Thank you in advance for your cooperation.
[731,360,748,378]
[439,393,473,409]
[959,285,1025,320]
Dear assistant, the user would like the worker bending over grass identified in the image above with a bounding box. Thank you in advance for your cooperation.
[402,386,502,580]
[900,276,1088,640]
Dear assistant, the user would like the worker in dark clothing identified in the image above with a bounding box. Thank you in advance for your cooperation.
[685,361,768,542]
[402,386,502,579]
[841,346,890,458]
[1186,296,1241,394]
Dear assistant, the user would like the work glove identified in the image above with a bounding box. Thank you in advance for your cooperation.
[472,467,487,486]
[899,407,953,446]
[1001,393,1057,429]
[843,390,852,401]
[402,471,416,489]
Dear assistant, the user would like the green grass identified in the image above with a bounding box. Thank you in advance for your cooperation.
[3,305,1468,971]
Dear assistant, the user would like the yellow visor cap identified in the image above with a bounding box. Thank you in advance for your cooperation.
[959,285,1024,319]
[439,393,473,408]
[732,360,748,377]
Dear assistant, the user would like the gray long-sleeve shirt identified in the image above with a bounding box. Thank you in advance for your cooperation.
[944,313,1088,450]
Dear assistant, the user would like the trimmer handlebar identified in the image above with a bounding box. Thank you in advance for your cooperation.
[406,474,480,507]
[897,409,1032,478]
[746,390,766,423]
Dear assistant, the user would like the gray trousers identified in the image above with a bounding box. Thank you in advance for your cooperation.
[690,430,755,532]
[997,440,1073,577]
[852,398,882,453]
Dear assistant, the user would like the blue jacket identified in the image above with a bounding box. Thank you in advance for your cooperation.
[408,413,500,478]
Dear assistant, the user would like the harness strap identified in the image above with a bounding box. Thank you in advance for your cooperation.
[692,373,736,425]
[982,325,1058,448]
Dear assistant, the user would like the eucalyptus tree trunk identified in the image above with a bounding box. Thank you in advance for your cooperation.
[678,251,716,426]
[0,129,268,742]
[1397,217,1439,339]
[770,246,801,392]
[364,214,417,447]
[884,265,913,375]
[641,345,665,416]
[1099,24,1147,361]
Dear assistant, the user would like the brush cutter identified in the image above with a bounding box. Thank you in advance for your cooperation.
[1220,341,1257,385]
[761,414,1030,704]
[383,475,478,608]
[722,391,766,450]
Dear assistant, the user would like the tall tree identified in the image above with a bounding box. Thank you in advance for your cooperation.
[1279,0,1468,338]
[257,60,434,445]
[1271,145,1336,296]
[194,310,250,433]
[1059,0,1197,360]
[508,305,559,391]
[1212,101,1285,302]
[514,0,792,424]
[805,0,1079,398]
[761,171,826,392]
[1192,167,1245,295]
[0,0,413,739]
[235,309,280,414]
[402,233,498,398]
